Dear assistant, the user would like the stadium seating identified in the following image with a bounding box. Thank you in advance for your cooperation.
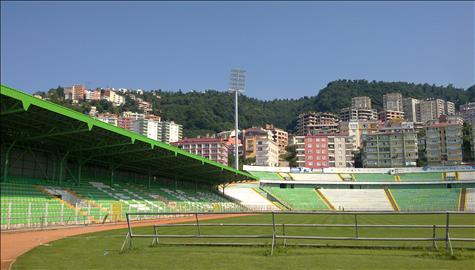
[248,171,282,180]
[224,186,280,211]
[318,189,394,211]
[390,188,460,211]
[352,173,396,182]
[1,181,81,227]
[458,172,475,181]
[289,173,341,182]
[262,186,329,210]
[0,177,243,228]
[397,172,443,182]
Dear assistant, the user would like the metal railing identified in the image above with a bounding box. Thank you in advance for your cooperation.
[121,211,475,255]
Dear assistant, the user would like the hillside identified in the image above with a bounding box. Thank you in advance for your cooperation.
[38,80,475,137]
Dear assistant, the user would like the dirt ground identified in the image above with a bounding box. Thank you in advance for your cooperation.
[1,214,248,270]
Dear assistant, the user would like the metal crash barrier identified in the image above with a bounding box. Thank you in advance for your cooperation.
[121,211,475,255]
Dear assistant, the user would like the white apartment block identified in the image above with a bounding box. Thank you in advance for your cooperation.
[255,137,279,167]
[158,121,183,144]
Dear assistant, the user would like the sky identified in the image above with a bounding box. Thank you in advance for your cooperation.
[1,1,474,100]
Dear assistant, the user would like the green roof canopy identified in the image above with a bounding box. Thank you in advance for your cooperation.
[0,85,256,184]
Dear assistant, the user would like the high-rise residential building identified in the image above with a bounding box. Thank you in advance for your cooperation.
[472,119,475,160]
[158,121,183,144]
[383,93,403,111]
[460,102,475,123]
[363,131,418,168]
[263,124,288,155]
[328,134,355,168]
[172,138,229,165]
[338,121,379,150]
[96,113,118,126]
[243,127,273,159]
[378,110,405,122]
[64,85,86,101]
[341,96,377,122]
[425,118,463,165]
[402,97,420,122]
[446,101,455,116]
[103,89,125,106]
[351,96,372,109]
[340,107,378,122]
[291,135,306,167]
[255,136,279,167]
[297,112,339,135]
[419,98,451,123]
[140,115,161,141]
[294,134,354,169]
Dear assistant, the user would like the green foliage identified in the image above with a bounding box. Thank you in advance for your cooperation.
[283,145,298,167]
[462,123,473,162]
[36,81,474,137]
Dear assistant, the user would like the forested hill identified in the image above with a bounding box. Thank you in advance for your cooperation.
[158,80,474,137]
[38,80,475,137]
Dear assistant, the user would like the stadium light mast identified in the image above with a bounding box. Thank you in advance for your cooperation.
[228,69,246,170]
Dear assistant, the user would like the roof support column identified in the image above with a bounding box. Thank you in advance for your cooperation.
[148,168,151,190]
[59,152,69,185]
[78,161,82,187]
[110,165,115,187]
[3,140,16,182]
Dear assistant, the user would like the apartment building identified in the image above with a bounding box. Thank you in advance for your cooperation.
[96,113,118,126]
[378,110,405,122]
[402,97,420,122]
[255,137,279,167]
[297,112,339,135]
[64,85,86,101]
[172,138,228,165]
[158,121,183,144]
[460,102,475,123]
[363,131,418,168]
[351,96,372,109]
[243,127,273,159]
[425,118,463,165]
[340,107,378,122]
[293,134,354,169]
[338,121,379,150]
[263,124,288,154]
[383,93,403,111]
[419,98,451,123]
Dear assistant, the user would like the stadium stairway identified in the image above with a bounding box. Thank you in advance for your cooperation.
[458,172,475,181]
[318,189,393,211]
[223,186,280,211]
[465,188,475,211]
[289,173,341,182]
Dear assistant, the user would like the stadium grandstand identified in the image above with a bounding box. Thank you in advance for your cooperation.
[0,85,256,229]
[244,166,475,212]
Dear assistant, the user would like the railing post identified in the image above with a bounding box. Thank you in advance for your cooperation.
[45,203,49,227]
[271,212,276,256]
[282,223,286,247]
[195,213,201,236]
[61,203,64,225]
[7,202,12,229]
[28,202,31,227]
[432,224,437,249]
[445,212,450,251]
[354,214,359,239]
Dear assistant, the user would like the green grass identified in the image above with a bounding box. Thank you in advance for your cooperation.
[13,213,475,270]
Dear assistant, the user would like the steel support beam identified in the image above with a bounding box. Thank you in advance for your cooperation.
[3,141,16,182]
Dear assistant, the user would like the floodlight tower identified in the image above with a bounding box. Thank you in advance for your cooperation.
[228,69,246,170]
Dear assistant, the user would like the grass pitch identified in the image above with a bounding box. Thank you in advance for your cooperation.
[13,213,475,270]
